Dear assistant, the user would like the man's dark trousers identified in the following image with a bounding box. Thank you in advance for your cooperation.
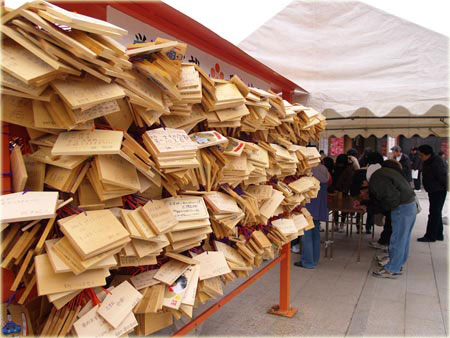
[413,171,421,190]
[378,213,392,246]
[425,191,447,240]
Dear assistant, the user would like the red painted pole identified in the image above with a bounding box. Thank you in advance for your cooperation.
[268,243,297,317]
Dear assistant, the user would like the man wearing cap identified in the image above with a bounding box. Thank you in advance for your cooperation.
[364,163,416,278]
[417,144,448,242]
[391,145,412,183]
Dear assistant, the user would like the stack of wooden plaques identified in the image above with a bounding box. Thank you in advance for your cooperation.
[0,1,327,336]
[214,240,252,282]
[245,144,270,185]
[289,145,321,173]
[72,281,142,337]
[204,191,244,238]
[164,196,212,252]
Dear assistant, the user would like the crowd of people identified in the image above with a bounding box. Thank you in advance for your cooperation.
[293,144,448,279]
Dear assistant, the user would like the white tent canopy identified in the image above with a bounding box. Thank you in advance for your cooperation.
[239,1,449,137]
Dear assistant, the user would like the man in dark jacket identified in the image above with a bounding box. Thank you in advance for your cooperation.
[417,145,448,242]
[366,165,417,278]
[391,146,412,183]
[409,147,422,191]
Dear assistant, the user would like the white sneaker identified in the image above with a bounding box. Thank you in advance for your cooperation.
[414,189,421,192]
[376,254,389,262]
[378,256,390,267]
[369,241,387,250]
[291,244,300,254]
[373,268,400,279]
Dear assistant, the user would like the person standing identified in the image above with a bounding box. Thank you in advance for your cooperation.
[295,162,329,268]
[332,154,355,231]
[417,145,448,242]
[409,147,422,191]
[364,165,417,278]
[347,148,360,170]
[319,150,326,160]
[359,147,372,167]
[391,146,412,183]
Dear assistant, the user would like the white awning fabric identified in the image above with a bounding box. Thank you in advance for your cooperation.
[322,106,448,138]
[238,1,449,137]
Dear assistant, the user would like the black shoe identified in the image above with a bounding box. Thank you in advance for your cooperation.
[294,261,303,267]
[417,236,435,242]
[437,237,444,241]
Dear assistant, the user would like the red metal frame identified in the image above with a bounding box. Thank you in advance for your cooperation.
[172,243,297,337]
[52,1,305,96]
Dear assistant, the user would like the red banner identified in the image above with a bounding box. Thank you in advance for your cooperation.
[441,139,448,157]
[329,137,344,156]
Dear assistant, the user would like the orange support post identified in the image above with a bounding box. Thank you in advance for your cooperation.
[269,242,297,317]
[171,243,296,337]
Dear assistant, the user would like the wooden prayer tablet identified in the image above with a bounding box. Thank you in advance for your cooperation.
[96,155,140,191]
[97,281,143,329]
[245,184,273,200]
[70,100,120,124]
[203,192,241,214]
[164,196,209,221]
[35,254,108,296]
[214,241,247,266]
[1,38,57,84]
[162,266,195,310]
[45,238,117,274]
[215,104,250,122]
[1,95,36,129]
[73,305,137,338]
[288,177,315,194]
[51,130,124,156]
[292,214,309,232]
[196,251,231,280]
[51,76,125,109]
[59,209,130,259]
[130,269,160,290]
[141,199,178,234]
[129,207,157,239]
[30,146,88,170]
[180,264,200,307]
[223,138,246,157]
[251,231,272,249]
[214,82,244,103]
[1,71,48,96]
[153,260,190,285]
[10,145,28,192]
[131,238,163,258]
[126,41,178,57]
[38,8,127,38]
[259,189,285,219]
[0,191,58,223]
[189,131,228,149]
[104,98,133,131]
[165,252,199,265]
[272,218,298,235]
[144,128,198,155]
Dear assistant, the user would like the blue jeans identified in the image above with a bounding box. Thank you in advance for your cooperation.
[384,201,417,273]
[301,220,321,268]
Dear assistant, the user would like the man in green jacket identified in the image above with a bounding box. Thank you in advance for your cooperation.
[366,164,417,278]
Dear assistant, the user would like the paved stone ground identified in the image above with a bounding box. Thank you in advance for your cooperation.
[157,192,448,336]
